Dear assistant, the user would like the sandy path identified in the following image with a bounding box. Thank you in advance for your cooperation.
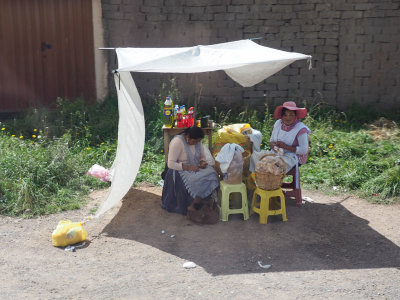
[0,184,399,299]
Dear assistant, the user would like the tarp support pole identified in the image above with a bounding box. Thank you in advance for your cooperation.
[112,70,120,90]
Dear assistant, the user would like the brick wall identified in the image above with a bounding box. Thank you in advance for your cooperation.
[101,0,400,112]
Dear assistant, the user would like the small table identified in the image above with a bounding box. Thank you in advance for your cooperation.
[163,126,214,162]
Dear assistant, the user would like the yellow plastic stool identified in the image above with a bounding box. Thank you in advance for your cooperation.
[250,187,287,224]
[217,181,249,221]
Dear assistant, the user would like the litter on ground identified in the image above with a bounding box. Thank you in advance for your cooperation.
[257,261,271,269]
[183,261,197,269]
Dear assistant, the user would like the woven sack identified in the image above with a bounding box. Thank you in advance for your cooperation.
[255,154,286,190]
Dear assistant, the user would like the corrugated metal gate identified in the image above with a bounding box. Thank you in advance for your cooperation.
[0,0,95,112]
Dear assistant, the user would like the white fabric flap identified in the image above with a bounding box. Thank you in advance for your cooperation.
[116,40,311,87]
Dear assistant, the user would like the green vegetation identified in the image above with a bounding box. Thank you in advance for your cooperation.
[0,132,115,216]
[301,107,400,203]
[210,103,400,204]
[0,84,399,217]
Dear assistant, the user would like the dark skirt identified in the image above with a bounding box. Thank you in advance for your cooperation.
[161,169,194,215]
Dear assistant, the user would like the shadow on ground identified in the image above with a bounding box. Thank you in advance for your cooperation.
[102,188,400,276]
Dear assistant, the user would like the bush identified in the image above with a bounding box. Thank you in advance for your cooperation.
[4,94,119,146]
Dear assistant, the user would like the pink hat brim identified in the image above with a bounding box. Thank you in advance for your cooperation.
[274,105,307,119]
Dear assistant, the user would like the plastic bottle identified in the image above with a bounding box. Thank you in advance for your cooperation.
[188,107,194,127]
[176,108,183,127]
[174,105,179,123]
[168,95,173,107]
[163,97,174,127]
[184,117,188,128]
[180,105,186,116]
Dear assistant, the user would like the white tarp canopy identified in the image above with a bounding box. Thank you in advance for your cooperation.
[95,39,311,217]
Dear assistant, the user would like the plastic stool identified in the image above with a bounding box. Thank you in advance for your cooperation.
[217,181,249,221]
[250,187,287,224]
[282,166,303,206]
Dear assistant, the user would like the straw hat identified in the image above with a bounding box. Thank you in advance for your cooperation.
[274,101,307,119]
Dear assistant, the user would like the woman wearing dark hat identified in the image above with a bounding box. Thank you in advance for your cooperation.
[269,101,311,172]
[161,126,220,223]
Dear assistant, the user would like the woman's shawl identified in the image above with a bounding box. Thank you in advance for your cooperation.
[177,135,219,199]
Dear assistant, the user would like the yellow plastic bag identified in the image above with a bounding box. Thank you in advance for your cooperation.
[213,124,253,157]
[52,220,88,247]
[223,123,252,134]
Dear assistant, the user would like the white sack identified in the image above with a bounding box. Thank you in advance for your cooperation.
[247,129,262,152]
[215,143,244,173]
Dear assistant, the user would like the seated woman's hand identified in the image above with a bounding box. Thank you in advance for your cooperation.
[183,164,200,172]
[198,160,208,169]
[275,141,296,153]
[276,141,287,149]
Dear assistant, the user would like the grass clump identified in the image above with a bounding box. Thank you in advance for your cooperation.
[5,94,119,146]
[297,105,400,203]
[0,132,113,216]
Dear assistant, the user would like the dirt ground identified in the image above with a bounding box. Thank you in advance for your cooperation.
[1,184,399,299]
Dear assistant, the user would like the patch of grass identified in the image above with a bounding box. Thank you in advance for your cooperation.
[0,132,114,216]
[0,82,178,216]
[211,102,400,203]
[89,205,99,215]
[134,144,165,185]
[3,94,119,146]
[361,166,400,203]
[299,106,400,203]
[1,92,399,217]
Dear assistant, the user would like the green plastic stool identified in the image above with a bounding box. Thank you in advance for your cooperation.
[217,181,249,221]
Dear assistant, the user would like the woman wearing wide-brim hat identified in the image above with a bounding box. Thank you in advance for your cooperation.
[249,101,311,175]
[269,101,311,172]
